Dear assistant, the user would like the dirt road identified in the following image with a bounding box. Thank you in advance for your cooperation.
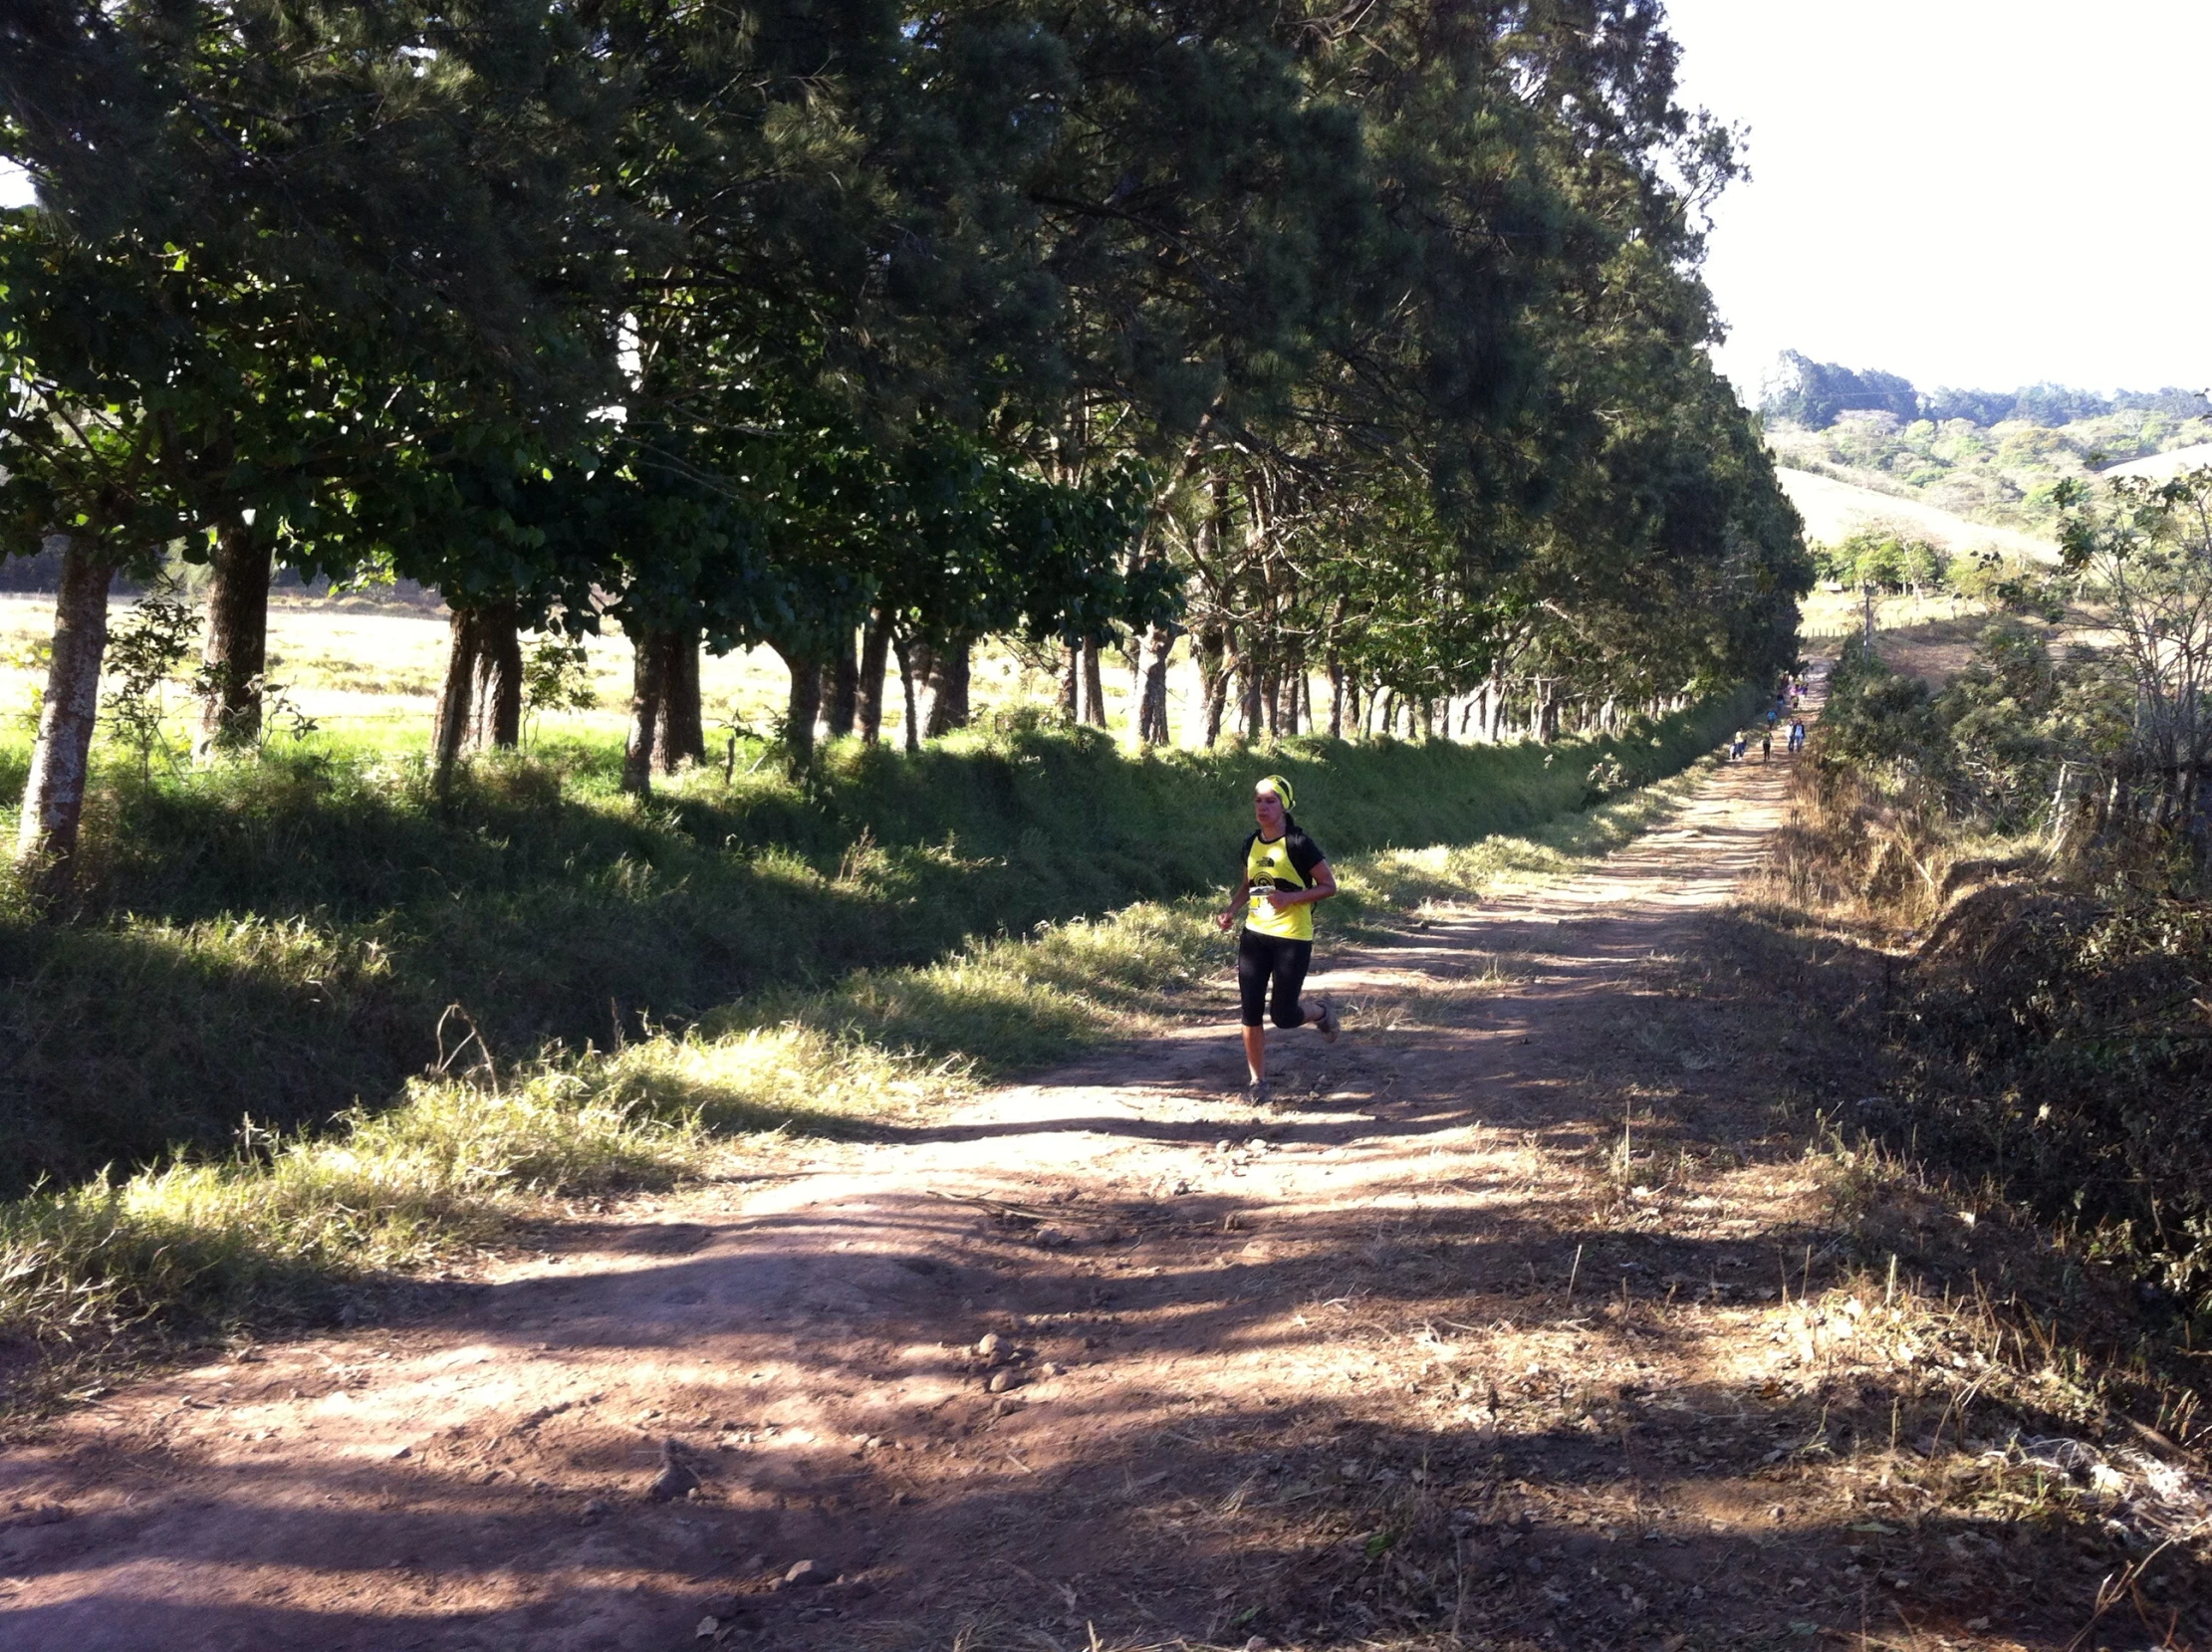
[0,730,2141,1651]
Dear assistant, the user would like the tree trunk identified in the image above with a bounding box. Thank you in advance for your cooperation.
[907,640,936,739]
[857,611,891,744]
[781,648,823,768]
[1263,662,1281,737]
[1328,657,1344,739]
[195,523,272,755]
[1061,642,1082,720]
[15,539,116,886]
[1198,626,1229,747]
[621,624,669,797]
[432,605,483,781]
[1241,645,1264,742]
[654,626,705,771]
[825,627,860,739]
[924,637,971,736]
[894,634,920,753]
[466,599,524,754]
[1082,639,1108,730]
[1138,623,1175,746]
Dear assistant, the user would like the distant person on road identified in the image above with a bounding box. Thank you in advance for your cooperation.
[1215,774,1340,1103]
[1731,735,1748,761]
[1789,719,1806,753]
[1761,730,1772,763]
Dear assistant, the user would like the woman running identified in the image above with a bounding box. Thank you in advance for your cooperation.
[1214,774,1341,1102]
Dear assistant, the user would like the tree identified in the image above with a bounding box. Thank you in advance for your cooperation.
[0,0,631,874]
[2057,468,2212,859]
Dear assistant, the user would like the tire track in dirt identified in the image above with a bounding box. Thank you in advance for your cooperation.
[9,687,2048,1652]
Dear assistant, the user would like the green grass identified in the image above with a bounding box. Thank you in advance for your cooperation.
[0,689,1752,1196]
[0,747,1725,1387]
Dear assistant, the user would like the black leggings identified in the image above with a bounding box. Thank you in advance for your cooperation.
[1238,929,1313,1029]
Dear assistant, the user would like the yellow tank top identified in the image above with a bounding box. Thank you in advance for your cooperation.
[1244,829,1318,941]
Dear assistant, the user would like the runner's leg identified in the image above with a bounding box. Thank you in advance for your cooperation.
[1269,939,1313,1029]
[1237,930,1272,1081]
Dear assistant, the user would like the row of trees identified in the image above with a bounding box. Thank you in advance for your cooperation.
[2,0,1810,887]
[1762,350,2212,431]
[1811,530,2063,622]
[1812,531,1949,595]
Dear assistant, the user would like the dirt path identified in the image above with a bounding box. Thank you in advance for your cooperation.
[0,713,2134,1652]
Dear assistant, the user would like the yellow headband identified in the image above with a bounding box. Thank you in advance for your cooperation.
[1254,774,1295,811]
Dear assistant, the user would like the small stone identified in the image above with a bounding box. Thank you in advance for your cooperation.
[1216,1139,1233,1153]
[742,1553,769,1573]
[696,1617,720,1640]
[987,1369,1024,1394]
[390,1445,411,1460]
[1246,1638,1269,1652]
[785,1558,831,1587]
[582,1498,613,1517]
[1037,1362,1061,1378]
[648,1438,702,1502]
[975,1332,1003,1360]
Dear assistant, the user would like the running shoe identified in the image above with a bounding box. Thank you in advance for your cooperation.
[1312,995,1341,1044]
[1245,1078,1272,1106]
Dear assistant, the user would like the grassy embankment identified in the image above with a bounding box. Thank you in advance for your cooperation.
[0,690,1750,1373]
[1758,627,2212,1457]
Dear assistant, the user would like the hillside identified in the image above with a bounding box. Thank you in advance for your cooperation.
[1758,357,2212,539]
[2101,440,2212,482]
[1775,466,2055,562]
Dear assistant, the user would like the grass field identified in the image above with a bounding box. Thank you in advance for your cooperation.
[2,593,1264,753]
[1797,584,1987,638]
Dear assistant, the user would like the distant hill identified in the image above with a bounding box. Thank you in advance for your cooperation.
[2099,442,2212,482]
[1776,468,2055,563]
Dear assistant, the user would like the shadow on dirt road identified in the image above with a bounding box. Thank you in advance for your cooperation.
[6,715,2204,1652]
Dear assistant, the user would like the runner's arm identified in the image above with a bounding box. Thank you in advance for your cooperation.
[1216,872,1252,931]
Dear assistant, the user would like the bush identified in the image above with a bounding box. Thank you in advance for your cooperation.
[1897,879,2212,1304]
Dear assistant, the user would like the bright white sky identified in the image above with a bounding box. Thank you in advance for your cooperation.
[1665,0,2212,400]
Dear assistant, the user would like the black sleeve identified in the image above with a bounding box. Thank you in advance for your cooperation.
[1286,829,1327,882]
[1236,830,1259,874]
